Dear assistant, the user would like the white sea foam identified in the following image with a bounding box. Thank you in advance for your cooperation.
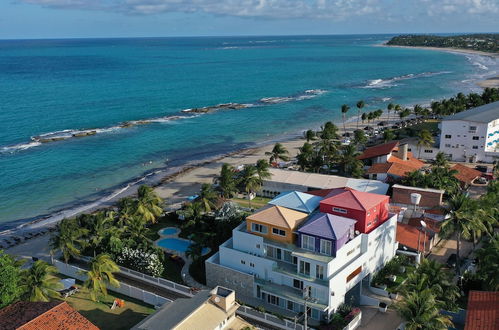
[0,141,42,154]
[360,71,451,89]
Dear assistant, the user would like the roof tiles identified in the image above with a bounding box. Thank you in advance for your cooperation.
[268,191,322,213]
[247,205,308,230]
[464,291,499,330]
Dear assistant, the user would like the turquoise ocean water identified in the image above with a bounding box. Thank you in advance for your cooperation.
[1,35,497,228]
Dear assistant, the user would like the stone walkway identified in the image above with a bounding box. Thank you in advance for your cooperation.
[181,257,210,290]
[359,306,403,330]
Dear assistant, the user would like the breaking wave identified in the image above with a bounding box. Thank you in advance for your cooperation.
[359,71,452,89]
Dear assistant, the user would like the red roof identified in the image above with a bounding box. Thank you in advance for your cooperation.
[367,162,419,177]
[307,188,338,197]
[358,141,399,160]
[465,291,499,330]
[320,187,389,211]
[0,301,98,330]
[396,222,430,252]
[408,217,441,233]
[452,164,482,184]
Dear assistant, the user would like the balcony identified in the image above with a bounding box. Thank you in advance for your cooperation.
[272,260,328,286]
[255,278,328,310]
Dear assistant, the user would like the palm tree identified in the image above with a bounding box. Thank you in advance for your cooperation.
[186,242,204,262]
[21,260,62,302]
[265,143,289,164]
[304,129,316,142]
[218,163,238,198]
[88,211,113,257]
[441,192,486,276]
[239,165,262,209]
[198,183,218,212]
[83,254,120,302]
[341,104,350,134]
[124,216,150,243]
[416,129,435,158]
[356,100,365,129]
[433,152,450,168]
[136,185,163,224]
[387,103,394,123]
[117,197,138,227]
[50,218,87,263]
[396,289,453,330]
[353,129,367,147]
[383,129,396,142]
[255,159,271,180]
[340,144,363,178]
[475,234,499,291]
[297,142,314,171]
[361,112,367,124]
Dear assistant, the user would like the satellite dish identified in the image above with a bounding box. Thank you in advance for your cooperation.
[214,297,220,303]
[355,230,360,235]
[420,220,427,228]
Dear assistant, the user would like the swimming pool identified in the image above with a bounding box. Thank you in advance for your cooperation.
[159,227,179,236]
[156,238,209,255]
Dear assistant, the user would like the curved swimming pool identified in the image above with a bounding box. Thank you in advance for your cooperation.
[156,238,209,255]
[159,227,180,236]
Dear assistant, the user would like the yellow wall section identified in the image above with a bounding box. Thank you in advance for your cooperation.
[246,219,297,244]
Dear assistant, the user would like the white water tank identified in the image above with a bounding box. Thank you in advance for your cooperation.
[410,193,421,205]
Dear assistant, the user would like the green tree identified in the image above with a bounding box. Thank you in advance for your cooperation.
[239,165,262,209]
[340,144,363,178]
[353,130,367,147]
[475,234,499,291]
[83,254,120,302]
[417,129,435,158]
[361,112,367,124]
[387,103,394,123]
[186,242,204,262]
[255,159,271,181]
[117,197,138,227]
[356,100,365,129]
[304,129,316,142]
[0,251,24,308]
[396,289,453,330]
[341,104,350,134]
[124,216,150,244]
[136,185,163,224]
[319,121,340,140]
[20,260,62,302]
[383,129,396,142]
[198,183,218,213]
[50,218,88,263]
[265,143,289,164]
[218,163,238,198]
[434,152,450,168]
[88,211,114,257]
[297,142,314,171]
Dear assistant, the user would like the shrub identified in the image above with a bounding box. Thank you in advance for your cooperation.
[116,247,164,277]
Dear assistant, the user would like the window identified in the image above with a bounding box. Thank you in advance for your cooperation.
[240,260,246,265]
[251,223,267,234]
[256,244,260,249]
[316,265,324,279]
[469,126,477,131]
[299,260,311,276]
[293,279,303,289]
[272,228,286,237]
[372,174,377,180]
[424,149,433,153]
[250,262,255,267]
[445,134,452,139]
[284,250,293,263]
[445,144,451,148]
[267,294,280,306]
[472,146,478,149]
[287,300,295,311]
[332,207,347,214]
[301,235,315,251]
[320,239,332,255]
[346,266,362,283]
[473,136,479,140]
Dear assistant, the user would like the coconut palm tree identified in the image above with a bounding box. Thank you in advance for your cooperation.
[304,129,316,142]
[124,215,150,244]
[117,197,138,227]
[239,165,262,209]
[50,218,88,263]
[387,103,394,123]
[88,211,114,257]
[136,185,163,224]
[433,152,450,168]
[255,159,271,180]
[356,100,365,129]
[361,112,367,124]
[198,183,218,212]
[383,129,396,142]
[265,143,289,164]
[441,192,486,276]
[416,129,435,158]
[341,104,350,134]
[186,242,204,262]
[83,254,120,302]
[297,142,314,171]
[340,144,363,178]
[475,234,499,291]
[20,260,62,302]
[396,289,453,330]
[218,163,238,198]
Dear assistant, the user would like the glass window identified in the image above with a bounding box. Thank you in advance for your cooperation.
[272,228,286,236]
[469,126,477,131]
[320,239,332,255]
[445,134,452,139]
[473,136,479,140]
[301,235,315,251]
[316,264,324,279]
[332,207,347,214]
[283,250,293,263]
[251,223,267,234]
[299,260,311,276]
[287,300,294,311]
[293,279,303,289]
[472,146,478,149]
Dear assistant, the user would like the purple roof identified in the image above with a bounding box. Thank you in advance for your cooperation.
[298,212,357,240]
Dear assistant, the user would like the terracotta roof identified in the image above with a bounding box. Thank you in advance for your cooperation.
[389,153,425,168]
[451,164,482,184]
[396,222,431,252]
[321,187,389,211]
[0,301,98,330]
[465,291,499,330]
[367,162,419,177]
[408,217,441,233]
[247,205,308,230]
[358,141,399,160]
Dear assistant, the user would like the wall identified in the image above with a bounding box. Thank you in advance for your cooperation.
[296,233,336,257]
[392,185,443,208]
[205,253,255,298]
[246,219,296,244]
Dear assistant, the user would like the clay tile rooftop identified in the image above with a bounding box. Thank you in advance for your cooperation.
[464,291,499,330]
[357,141,399,160]
[0,301,99,330]
[451,163,482,184]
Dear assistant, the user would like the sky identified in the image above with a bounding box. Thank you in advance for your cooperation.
[1,0,498,39]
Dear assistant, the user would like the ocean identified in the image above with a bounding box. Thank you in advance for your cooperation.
[0,35,497,229]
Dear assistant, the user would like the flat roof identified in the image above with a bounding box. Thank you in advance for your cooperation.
[266,168,389,195]
[443,101,499,123]
[392,184,445,194]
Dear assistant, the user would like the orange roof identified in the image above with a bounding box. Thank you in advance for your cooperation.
[389,153,425,168]
[367,162,419,177]
[396,222,430,252]
[452,164,481,184]
[247,205,308,230]
[0,301,98,330]
[408,217,441,233]
[465,291,499,330]
[358,141,399,160]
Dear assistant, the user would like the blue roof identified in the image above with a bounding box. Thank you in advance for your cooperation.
[298,212,357,241]
[268,191,322,213]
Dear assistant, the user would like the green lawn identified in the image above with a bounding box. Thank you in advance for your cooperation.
[231,196,271,209]
[55,276,155,330]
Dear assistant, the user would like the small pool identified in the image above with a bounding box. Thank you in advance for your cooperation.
[159,227,179,236]
[156,238,209,255]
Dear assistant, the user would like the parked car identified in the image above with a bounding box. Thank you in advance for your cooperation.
[377,121,386,126]
[446,253,457,268]
[475,165,488,173]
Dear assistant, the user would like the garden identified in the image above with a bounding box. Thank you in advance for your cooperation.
[371,255,414,294]
[320,302,361,330]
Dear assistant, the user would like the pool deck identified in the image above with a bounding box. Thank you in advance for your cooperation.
[155,227,210,258]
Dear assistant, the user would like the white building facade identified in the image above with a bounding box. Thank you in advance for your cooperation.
[439,102,499,163]
[206,210,398,321]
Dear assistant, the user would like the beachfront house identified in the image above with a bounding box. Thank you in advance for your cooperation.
[205,188,398,322]
[438,101,499,163]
